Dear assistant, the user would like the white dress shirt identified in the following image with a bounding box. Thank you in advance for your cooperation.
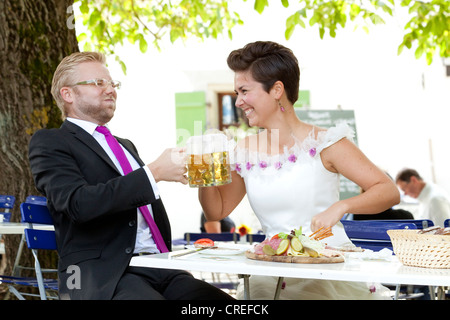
[67,118,160,253]
[417,182,450,227]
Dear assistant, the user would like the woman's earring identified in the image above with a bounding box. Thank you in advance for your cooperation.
[278,100,285,112]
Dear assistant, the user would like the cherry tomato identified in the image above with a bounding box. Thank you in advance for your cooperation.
[194,238,215,248]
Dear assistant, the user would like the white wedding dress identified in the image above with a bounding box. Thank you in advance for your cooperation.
[233,123,391,300]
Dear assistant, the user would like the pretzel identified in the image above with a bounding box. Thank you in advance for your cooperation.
[309,227,324,238]
[310,227,333,240]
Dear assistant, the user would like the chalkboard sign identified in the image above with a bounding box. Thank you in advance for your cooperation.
[295,109,359,200]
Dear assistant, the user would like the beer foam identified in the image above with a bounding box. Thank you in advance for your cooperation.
[186,135,203,154]
[186,134,228,154]
[209,134,228,153]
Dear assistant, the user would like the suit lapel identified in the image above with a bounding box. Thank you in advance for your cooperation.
[61,121,121,174]
[62,121,145,173]
[116,137,144,167]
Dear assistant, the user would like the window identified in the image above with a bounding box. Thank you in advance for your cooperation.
[218,92,249,130]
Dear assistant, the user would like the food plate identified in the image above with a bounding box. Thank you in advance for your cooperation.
[245,250,345,264]
[185,243,252,255]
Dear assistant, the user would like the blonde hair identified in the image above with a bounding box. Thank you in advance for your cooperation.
[51,52,106,118]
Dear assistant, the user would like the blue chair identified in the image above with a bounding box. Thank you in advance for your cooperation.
[7,196,48,279]
[25,195,47,206]
[246,233,266,244]
[0,202,58,300]
[341,219,433,251]
[379,219,434,229]
[0,195,15,256]
[0,194,16,222]
[184,232,240,244]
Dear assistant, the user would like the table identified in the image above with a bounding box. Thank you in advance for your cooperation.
[0,222,53,235]
[0,222,54,276]
[130,248,450,299]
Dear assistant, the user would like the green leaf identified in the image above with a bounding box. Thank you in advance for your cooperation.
[88,9,101,27]
[77,32,87,42]
[309,13,318,26]
[83,42,92,52]
[369,13,385,25]
[286,11,302,28]
[278,232,288,239]
[254,0,269,14]
[284,11,306,40]
[298,8,306,18]
[139,37,148,53]
[170,28,181,43]
[79,0,89,14]
[415,45,424,59]
[281,0,289,8]
[350,4,360,20]
[330,27,336,38]
[319,27,325,39]
[397,43,405,55]
[426,51,433,65]
[285,26,294,39]
[115,56,127,75]
[408,1,421,15]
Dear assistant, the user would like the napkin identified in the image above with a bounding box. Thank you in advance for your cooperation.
[345,248,393,261]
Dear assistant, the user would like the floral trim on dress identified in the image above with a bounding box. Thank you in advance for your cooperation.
[233,122,354,178]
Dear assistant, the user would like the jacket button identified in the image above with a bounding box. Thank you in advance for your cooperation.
[129,220,136,227]
[125,247,132,254]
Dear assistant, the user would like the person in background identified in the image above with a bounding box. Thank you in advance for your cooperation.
[352,206,413,220]
[200,212,235,233]
[396,168,450,226]
[28,51,233,300]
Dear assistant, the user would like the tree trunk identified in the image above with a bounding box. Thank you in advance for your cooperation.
[0,0,78,299]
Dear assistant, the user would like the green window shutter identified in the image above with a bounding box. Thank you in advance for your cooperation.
[175,91,206,146]
[294,90,310,108]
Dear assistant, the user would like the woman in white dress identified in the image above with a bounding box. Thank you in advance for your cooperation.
[199,41,400,299]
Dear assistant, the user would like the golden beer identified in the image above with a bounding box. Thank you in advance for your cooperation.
[186,134,232,187]
[212,151,231,186]
[187,153,215,187]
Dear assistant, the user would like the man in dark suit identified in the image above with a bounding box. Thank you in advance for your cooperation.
[28,52,233,300]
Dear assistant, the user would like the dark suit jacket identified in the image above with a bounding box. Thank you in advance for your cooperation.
[28,120,172,299]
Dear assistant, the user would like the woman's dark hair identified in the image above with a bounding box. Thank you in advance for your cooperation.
[227,41,300,104]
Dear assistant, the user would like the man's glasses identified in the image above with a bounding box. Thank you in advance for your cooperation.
[72,78,121,90]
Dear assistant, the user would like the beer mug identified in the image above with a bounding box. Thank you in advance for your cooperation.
[186,134,232,187]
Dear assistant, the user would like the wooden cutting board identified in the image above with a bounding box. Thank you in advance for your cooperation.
[245,250,344,264]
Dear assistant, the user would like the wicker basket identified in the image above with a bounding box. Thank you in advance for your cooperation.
[387,229,450,269]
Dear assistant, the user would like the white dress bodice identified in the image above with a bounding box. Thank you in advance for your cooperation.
[235,122,355,247]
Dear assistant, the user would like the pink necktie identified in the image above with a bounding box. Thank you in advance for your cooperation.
[96,126,169,253]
